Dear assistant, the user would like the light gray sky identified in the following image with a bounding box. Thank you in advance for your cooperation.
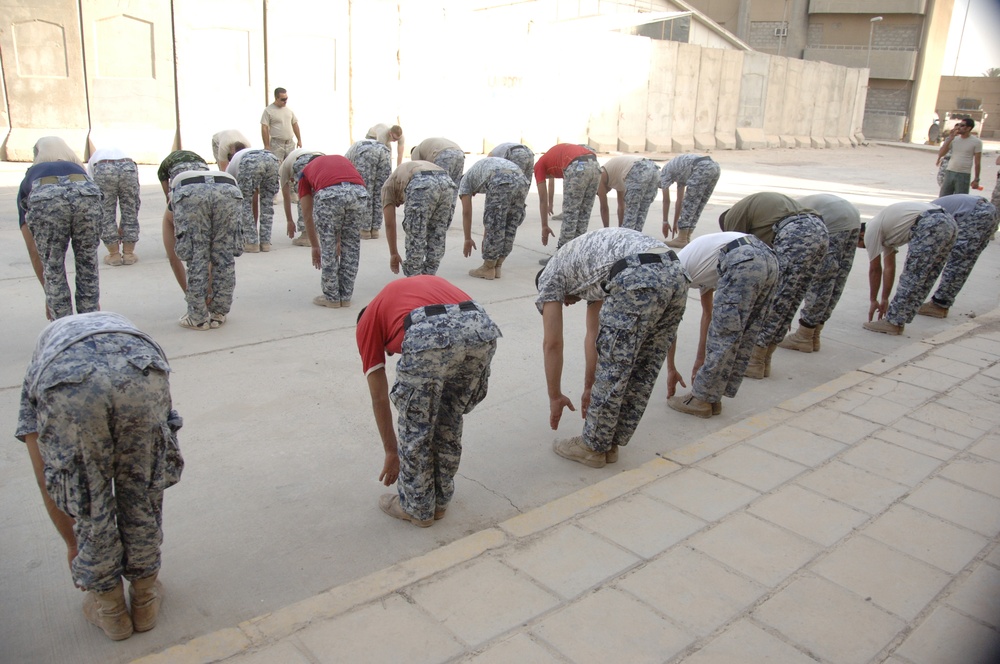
[943,0,1000,76]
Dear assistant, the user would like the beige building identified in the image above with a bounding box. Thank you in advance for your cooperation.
[688,0,956,142]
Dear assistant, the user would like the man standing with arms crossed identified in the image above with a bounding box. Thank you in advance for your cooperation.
[260,88,302,164]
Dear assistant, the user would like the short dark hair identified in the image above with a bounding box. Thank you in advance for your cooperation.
[962,118,976,129]
[356,306,367,325]
[719,210,728,230]
[228,142,248,161]
[859,222,866,235]
[274,87,287,98]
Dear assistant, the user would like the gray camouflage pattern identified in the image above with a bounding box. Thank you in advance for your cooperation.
[557,159,600,248]
[621,158,660,232]
[291,153,318,233]
[402,172,457,276]
[937,154,951,188]
[993,175,1000,210]
[582,257,687,452]
[92,159,141,244]
[692,238,779,402]
[490,143,535,182]
[480,172,529,261]
[172,180,244,324]
[26,177,104,319]
[390,305,501,521]
[798,228,860,327]
[930,199,997,308]
[17,314,182,592]
[886,210,958,325]
[346,140,391,232]
[235,150,280,244]
[756,213,829,347]
[662,158,721,231]
[313,183,368,302]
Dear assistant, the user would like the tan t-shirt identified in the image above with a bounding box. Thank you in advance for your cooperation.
[212,130,251,164]
[279,148,324,189]
[260,104,298,141]
[366,123,403,147]
[380,161,444,208]
[946,135,983,174]
[602,155,643,193]
[410,137,461,162]
[864,201,941,262]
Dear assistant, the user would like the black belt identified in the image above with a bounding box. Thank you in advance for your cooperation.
[607,252,676,281]
[720,236,754,254]
[37,174,87,185]
[403,301,479,330]
[176,174,237,188]
[569,153,597,164]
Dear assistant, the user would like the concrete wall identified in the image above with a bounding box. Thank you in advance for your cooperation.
[808,0,926,13]
[805,47,917,80]
[937,76,1000,140]
[0,0,868,162]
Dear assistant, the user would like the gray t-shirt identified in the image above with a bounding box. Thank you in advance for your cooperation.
[797,194,861,235]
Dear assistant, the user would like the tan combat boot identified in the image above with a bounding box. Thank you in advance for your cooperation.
[494,256,506,279]
[744,345,768,379]
[777,323,815,353]
[667,393,713,418]
[763,343,778,377]
[103,242,123,266]
[122,242,138,265]
[813,323,824,351]
[665,228,691,248]
[468,259,498,280]
[83,580,133,641]
[129,573,164,632]
[917,301,948,318]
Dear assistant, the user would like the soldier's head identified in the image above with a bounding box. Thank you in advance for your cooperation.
[274,88,288,106]
[389,125,403,142]
[857,223,867,249]
[228,142,248,162]
[33,136,82,166]
[719,210,729,230]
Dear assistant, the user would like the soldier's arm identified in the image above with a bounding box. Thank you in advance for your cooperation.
[25,432,77,569]
[366,369,400,486]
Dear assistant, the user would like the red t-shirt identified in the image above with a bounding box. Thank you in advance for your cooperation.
[298,155,365,198]
[533,143,593,183]
[356,275,473,375]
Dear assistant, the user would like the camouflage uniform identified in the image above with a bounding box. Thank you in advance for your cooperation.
[313,183,368,302]
[937,154,951,188]
[488,142,535,183]
[232,150,280,245]
[16,312,183,593]
[756,213,829,347]
[692,237,779,403]
[928,198,998,309]
[432,148,465,192]
[660,155,721,231]
[91,158,141,245]
[537,228,688,453]
[26,175,104,319]
[795,194,862,328]
[885,210,958,325]
[992,174,1000,211]
[402,172,457,276]
[158,151,208,185]
[171,172,244,326]
[458,157,530,261]
[621,158,660,232]
[557,157,601,248]
[345,140,391,232]
[391,303,501,522]
[289,153,318,233]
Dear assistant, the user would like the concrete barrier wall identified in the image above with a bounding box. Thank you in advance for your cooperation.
[0,1,868,162]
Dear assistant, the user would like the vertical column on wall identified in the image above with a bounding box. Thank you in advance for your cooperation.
[808,61,833,148]
[264,0,349,151]
[736,51,769,150]
[172,0,264,160]
[840,67,860,146]
[586,31,625,153]
[672,43,699,153]
[823,64,845,147]
[80,1,176,163]
[781,58,805,147]
[763,55,786,148]
[693,47,721,150]
[349,0,402,145]
[0,1,88,161]
[715,49,743,150]
[474,7,529,154]
[615,33,651,153]
[853,68,870,143]
[645,39,676,152]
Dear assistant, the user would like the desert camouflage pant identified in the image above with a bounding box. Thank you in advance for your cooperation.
[678,160,721,230]
[693,238,779,402]
[799,228,860,327]
[557,158,600,248]
[500,145,534,182]
[290,153,316,233]
[314,184,368,302]
[26,177,104,319]
[268,139,296,165]
[480,173,529,260]
[172,181,243,324]
[32,333,183,592]
[886,210,958,325]
[402,172,457,276]
[349,143,391,232]
[92,159,141,244]
[621,159,660,232]
[930,200,997,309]
[236,151,280,244]
[433,148,465,192]
[391,304,501,521]
[756,213,829,347]
[583,256,688,452]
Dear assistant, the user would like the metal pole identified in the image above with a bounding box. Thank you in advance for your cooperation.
[867,16,883,71]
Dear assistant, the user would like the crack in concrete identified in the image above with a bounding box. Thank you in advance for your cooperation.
[458,472,521,512]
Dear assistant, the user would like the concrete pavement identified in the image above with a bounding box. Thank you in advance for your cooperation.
[2,143,1000,663]
[136,313,1000,664]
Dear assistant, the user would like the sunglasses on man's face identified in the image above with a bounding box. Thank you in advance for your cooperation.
[278,97,288,102]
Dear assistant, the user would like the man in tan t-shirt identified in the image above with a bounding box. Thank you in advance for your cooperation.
[596,155,660,232]
[381,161,456,276]
[366,123,405,167]
[260,88,302,164]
